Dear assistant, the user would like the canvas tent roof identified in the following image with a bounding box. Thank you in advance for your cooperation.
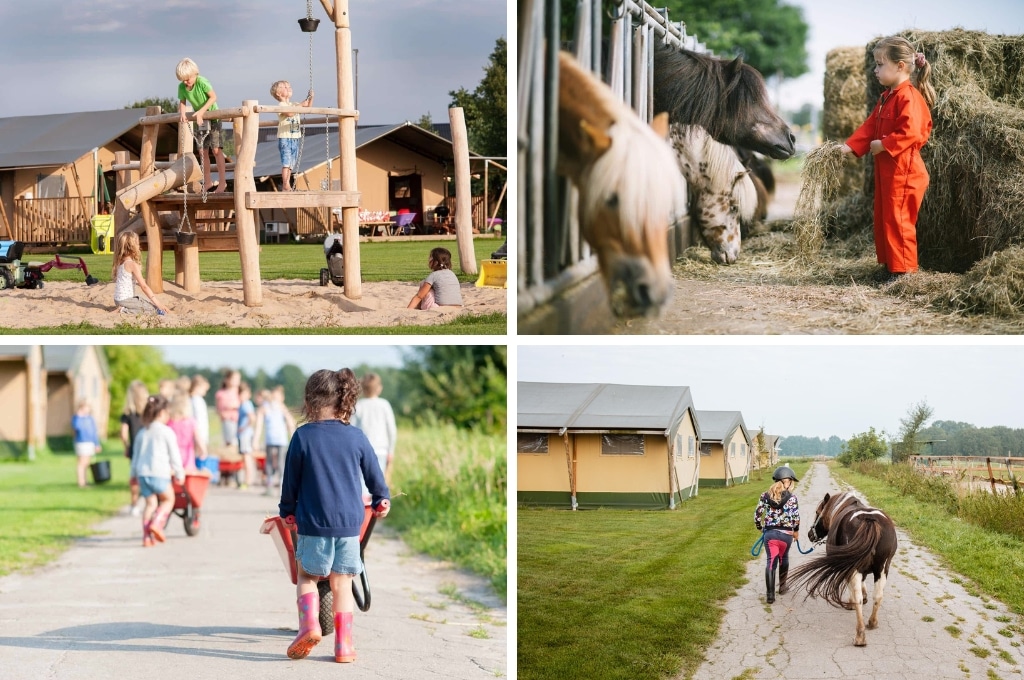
[0,346,109,378]
[695,410,750,444]
[518,382,697,435]
[0,109,180,170]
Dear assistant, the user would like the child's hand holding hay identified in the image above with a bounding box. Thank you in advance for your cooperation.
[793,140,849,257]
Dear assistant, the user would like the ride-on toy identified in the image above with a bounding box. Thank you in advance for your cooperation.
[0,240,99,290]
[319,233,344,288]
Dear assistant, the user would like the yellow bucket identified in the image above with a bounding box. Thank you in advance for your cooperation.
[474,259,507,288]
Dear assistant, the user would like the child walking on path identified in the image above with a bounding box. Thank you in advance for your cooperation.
[352,373,397,486]
[130,395,185,547]
[254,385,296,496]
[121,380,149,514]
[754,466,801,604]
[168,393,199,472]
[279,369,390,663]
[406,247,463,309]
[237,382,256,488]
[189,375,210,462]
[841,36,935,283]
[72,400,102,488]
[269,80,313,191]
[176,57,227,193]
[112,231,167,315]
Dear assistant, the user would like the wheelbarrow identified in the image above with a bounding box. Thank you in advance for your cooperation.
[170,472,211,536]
[260,503,381,634]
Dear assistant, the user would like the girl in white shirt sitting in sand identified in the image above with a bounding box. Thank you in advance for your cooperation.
[112,231,167,315]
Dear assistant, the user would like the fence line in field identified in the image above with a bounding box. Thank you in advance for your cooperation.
[908,455,1024,494]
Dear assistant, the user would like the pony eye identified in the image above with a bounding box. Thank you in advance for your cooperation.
[606,193,619,209]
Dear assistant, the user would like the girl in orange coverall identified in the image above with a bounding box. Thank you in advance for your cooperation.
[841,36,936,283]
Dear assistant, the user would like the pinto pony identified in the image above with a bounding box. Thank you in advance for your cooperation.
[557,51,687,318]
[670,124,757,264]
[654,45,796,160]
[788,491,898,647]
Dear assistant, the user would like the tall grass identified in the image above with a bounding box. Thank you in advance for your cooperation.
[387,424,506,598]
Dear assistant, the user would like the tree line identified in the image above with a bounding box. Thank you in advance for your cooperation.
[782,422,1024,460]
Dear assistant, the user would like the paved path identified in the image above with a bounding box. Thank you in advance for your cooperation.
[0,486,506,680]
[687,463,1023,680]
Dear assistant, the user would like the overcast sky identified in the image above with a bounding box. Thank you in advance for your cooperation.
[158,343,406,376]
[517,343,1024,441]
[776,0,1024,111]
[0,0,505,124]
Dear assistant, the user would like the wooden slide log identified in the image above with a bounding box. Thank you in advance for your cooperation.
[116,155,202,212]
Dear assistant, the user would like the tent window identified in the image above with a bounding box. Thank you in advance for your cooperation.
[688,436,696,458]
[36,174,67,199]
[674,434,683,459]
[517,433,549,454]
[601,434,644,456]
[730,442,736,458]
[700,442,712,456]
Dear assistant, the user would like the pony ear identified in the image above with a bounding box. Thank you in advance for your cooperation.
[823,493,831,502]
[728,56,745,71]
[650,112,670,139]
[579,119,613,157]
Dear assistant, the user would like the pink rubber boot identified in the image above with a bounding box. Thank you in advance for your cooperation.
[148,510,168,543]
[142,518,154,547]
[334,611,356,663]
[286,592,322,659]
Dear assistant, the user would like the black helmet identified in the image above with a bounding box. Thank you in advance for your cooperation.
[772,466,798,482]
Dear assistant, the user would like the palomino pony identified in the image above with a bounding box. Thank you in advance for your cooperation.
[670,124,757,264]
[788,491,898,646]
[654,44,796,160]
[558,51,688,318]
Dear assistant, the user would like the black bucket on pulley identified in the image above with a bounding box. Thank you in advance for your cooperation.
[90,460,111,484]
[298,17,319,32]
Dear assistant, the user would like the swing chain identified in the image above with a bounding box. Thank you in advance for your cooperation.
[195,124,210,203]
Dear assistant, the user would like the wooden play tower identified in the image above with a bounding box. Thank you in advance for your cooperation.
[114,0,362,307]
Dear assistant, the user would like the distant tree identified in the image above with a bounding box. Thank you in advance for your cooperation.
[837,427,888,467]
[399,346,506,434]
[125,97,178,113]
[449,37,506,158]
[414,112,434,132]
[893,400,934,463]
[103,346,176,437]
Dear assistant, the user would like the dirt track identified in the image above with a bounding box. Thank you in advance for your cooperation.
[684,463,1023,679]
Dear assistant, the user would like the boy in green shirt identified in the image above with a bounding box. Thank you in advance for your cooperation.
[176,58,227,193]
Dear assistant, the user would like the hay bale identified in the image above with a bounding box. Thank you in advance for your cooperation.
[823,47,871,198]
[855,29,1024,274]
[946,246,1024,317]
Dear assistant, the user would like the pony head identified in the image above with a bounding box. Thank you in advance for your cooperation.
[655,46,796,160]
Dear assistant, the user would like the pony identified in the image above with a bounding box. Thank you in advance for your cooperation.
[788,491,898,647]
[557,50,688,318]
[734,147,775,237]
[670,124,757,264]
[654,44,796,160]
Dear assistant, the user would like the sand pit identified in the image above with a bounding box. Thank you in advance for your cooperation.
[0,279,506,330]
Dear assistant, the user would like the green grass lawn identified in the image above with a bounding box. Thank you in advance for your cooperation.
[36,238,503,284]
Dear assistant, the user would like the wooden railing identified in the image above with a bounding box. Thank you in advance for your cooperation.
[908,455,1024,494]
[13,197,92,244]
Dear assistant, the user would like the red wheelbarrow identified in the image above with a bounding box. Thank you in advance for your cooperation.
[260,504,380,634]
[171,472,211,536]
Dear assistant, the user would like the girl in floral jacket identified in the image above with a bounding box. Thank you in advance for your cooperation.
[754,466,800,604]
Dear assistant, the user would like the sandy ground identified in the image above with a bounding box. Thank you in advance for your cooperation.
[0,485,506,680]
[0,279,506,330]
[685,463,1024,680]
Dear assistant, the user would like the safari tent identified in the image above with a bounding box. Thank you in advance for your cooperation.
[0,345,111,458]
[750,433,781,471]
[696,410,751,487]
[517,382,701,509]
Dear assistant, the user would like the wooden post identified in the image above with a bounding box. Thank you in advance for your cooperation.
[331,0,363,299]
[0,191,13,239]
[113,151,131,231]
[140,106,163,293]
[234,100,263,307]
[25,346,41,461]
[987,457,996,494]
[69,163,91,229]
[449,107,477,274]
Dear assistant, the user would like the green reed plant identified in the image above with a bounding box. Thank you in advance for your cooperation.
[387,424,506,598]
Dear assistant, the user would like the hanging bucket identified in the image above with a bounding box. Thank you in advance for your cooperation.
[298,17,320,32]
[90,460,112,484]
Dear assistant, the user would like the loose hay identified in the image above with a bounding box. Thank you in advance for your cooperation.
[793,141,848,257]
[945,246,1024,317]
[823,47,870,197]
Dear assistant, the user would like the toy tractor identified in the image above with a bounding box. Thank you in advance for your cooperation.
[0,241,100,290]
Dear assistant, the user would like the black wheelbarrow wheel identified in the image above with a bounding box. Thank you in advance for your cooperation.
[317,579,335,634]
[319,268,329,286]
[183,502,201,536]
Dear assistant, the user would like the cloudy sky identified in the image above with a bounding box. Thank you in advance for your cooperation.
[777,0,1024,110]
[0,0,505,124]
[157,343,406,376]
[517,343,1024,441]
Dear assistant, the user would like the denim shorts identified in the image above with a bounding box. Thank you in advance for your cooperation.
[238,428,254,454]
[295,534,363,577]
[138,475,171,498]
[279,137,300,169]
[221,419,238,446]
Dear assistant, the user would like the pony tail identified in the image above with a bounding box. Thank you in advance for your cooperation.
[335,368,359,424]
[915,59,936,109]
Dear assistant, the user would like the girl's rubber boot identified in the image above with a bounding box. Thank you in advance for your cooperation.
[286,592,322,659]
[765,564,776,604]
[149,511,168,543]
[142,519,154,547]
[334,611,356,663]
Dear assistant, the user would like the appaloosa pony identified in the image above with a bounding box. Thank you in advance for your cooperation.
[788,491,898,646]
[558,50,687,318]
[670,124,757,264]
[654,45,796,160]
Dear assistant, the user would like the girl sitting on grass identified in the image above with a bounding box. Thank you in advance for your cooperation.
[406,247,463,310]
[112,231,168,315]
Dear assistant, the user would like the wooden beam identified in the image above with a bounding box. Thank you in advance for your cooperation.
[252,104,358,118]
[139,106,250,126]
[335,0,362,299]
[0,191,13,239]
[449,106,477,275]
[112,151,131,231]
[234,100,262,307]
[139,105,163,292]
[245,191,360,210]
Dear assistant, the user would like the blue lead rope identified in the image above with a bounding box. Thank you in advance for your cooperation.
[751,532,815,556]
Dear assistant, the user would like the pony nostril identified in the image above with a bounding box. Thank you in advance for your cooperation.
[788,130,797,144]
[635,283,652,308]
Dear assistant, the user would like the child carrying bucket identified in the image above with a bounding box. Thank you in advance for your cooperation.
[278,368,390,663]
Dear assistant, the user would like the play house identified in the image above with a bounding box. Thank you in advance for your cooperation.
[518,381,701,509]
[695,410,751,487]
[0,345,111,458]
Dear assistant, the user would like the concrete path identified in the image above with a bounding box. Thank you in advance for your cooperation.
[0,486,506,680]
[687,462,1023,680]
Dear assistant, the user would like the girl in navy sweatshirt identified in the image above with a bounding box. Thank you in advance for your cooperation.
[279,368,390,663]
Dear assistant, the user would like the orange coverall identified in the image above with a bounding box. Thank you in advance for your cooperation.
[846,79,932,273]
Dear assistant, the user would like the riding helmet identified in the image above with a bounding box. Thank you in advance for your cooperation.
[772,466,798,482]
